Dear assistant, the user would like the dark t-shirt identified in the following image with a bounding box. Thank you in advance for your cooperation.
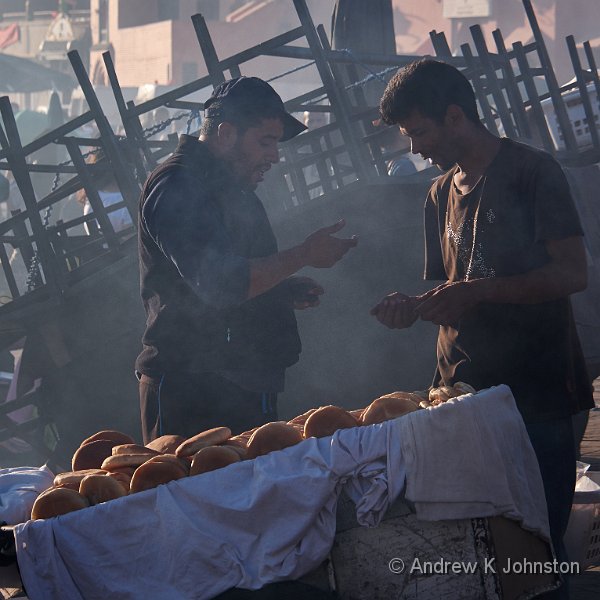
[424,138,593,422]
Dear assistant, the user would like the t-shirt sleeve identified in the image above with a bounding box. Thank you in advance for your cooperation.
[531,156,584,242]
[424,186,447,281]
[141,170,250,309]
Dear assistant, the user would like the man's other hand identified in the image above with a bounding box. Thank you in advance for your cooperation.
[286,276,324,309]
[370,292,419,329]
[415,281,477,326]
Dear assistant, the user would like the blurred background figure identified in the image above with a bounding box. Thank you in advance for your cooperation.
[76,151,131,235]
[150,106,172,140]
[375,122,417,178]
[302,110,332,200]
[303,110,328,131]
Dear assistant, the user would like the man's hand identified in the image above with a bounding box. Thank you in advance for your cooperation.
[286,276,324,309]
[415,281,478,326]
[301,219,358,268]
[370,292,419,329]
[248,219,357,300]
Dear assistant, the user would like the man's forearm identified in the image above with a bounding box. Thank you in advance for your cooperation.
[246,219,358,299]
[467,235,587,305]
[470,261,587,305]
[247,245,307,299]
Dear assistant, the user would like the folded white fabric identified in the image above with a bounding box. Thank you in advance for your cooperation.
[0,465,54,525]
[14,422,405,600]
[398,384,550,541]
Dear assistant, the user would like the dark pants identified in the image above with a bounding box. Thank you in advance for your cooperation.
[139,372,278,443]
[525,417,576,599]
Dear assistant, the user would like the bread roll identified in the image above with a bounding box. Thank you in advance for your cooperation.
[219,442,248,460]
[175,427,232,458]
[349,408,365,421]
[81,430,135,446]
[31,487,89,520]
[361,396,419,426]
[190,446,241,476]
[79,474,127,505]
[453,381,476,395]
[54,469,107,489]
[303,406,358,439]
[429,386,457,405]
[106,471,132,494]
[105,465,136,478]
[145,435,185,454]
[112,444,160,456]
[221,434,249,450]
[377,391,423,405]
[246,421,304,459]
[72,439,120,471]
[143,454,190,477]
[286,421,305,435]
[231,427,258,445]
[287,408,317,426]
[101,453,153,471]
[130,461,186,493]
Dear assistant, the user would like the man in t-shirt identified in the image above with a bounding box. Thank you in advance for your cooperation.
[371,59,593,598]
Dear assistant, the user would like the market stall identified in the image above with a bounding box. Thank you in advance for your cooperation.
[0,385,560,599]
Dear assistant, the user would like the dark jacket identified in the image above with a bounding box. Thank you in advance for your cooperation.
[136,135,301,379]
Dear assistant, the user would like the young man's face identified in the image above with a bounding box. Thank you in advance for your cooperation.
[225,118,283,189]
[397,108,457,171]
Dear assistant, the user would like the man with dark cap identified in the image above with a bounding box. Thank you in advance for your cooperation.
[136,76,358,443]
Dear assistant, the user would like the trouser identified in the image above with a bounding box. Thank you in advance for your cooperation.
[525,417,576,600]
[138,372,278,444]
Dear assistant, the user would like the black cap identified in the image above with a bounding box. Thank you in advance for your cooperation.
[203,76,307,141]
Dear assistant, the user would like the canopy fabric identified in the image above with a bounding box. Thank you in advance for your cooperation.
[0,53,75,93]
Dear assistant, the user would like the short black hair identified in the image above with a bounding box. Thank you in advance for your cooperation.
[199,99,284,137]
[380,59,480,126]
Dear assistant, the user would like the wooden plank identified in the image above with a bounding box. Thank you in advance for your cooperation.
[0,98,62,296]
[566,35,600,152]
[103,50,158,174]
[0,163,78,174]
[163,100,202,111]
[208,26,307,73]
[583,41,600,103]
[460,43,500,135]
[470,25,518,139]
[63,138,121,253]
[130,74,213,117]
[0,234,20,300]
[265,44,469,69]
[20,111,94,158]
[191,13,225,86]
[67,50,140,217]
[522,0,578,152]
[32,175,83,215]
[294,8,371,185]
[512,41,556,153]
[430,30,453,58]
[492,29,531,139]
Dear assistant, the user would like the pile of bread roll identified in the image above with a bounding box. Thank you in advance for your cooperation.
[31,381,476,520]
